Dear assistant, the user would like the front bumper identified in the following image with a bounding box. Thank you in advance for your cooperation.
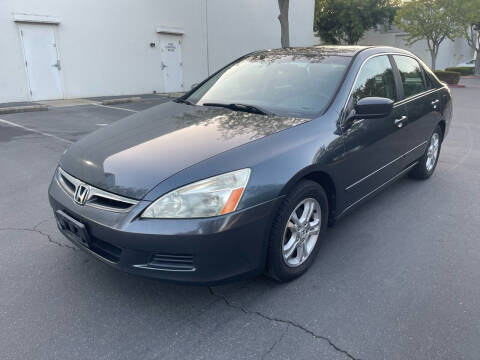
[48,175,280,284]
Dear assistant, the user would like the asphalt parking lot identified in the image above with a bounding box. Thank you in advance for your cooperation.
[1,86,479,360]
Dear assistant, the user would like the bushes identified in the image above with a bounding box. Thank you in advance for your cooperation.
[444,66,474,76]
[434,70,461,84]
[436,67,474,84]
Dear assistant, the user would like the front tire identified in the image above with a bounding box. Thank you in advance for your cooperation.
[266,180,328,282]
[409,125,443,180]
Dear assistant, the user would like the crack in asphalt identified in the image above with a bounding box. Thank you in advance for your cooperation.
[261,324,289,360]
[0,220,77,251]
[208,287,359,360]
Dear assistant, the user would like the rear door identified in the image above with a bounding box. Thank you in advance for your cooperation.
[339,55,409,205]
[391,55,441,166]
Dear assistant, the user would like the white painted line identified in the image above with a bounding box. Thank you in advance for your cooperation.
[92,103,138,113]
[0,118,73,144]
[96,123,108,126]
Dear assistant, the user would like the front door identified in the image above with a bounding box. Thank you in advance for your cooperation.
[338,55,408,205]
[19,23,63,100]
[159,34,183,92]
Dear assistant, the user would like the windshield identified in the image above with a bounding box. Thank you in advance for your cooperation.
[184,53,351,118]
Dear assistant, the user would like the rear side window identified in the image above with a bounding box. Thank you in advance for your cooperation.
[351,55,397,104]
[393,55,427,98]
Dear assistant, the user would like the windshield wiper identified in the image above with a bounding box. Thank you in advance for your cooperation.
[202,102,270,115]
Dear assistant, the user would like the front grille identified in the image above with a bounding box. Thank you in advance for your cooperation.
[88,195,135,211]
[59,172,76,194]
[148,254,195,271]
[56,167,138,212]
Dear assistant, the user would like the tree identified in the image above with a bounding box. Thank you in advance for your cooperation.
[453,0,480,75]
[278,0,290,48]
[313,0,398,45]
[395,0,461,70]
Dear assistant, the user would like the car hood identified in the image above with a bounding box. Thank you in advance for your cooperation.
[60,101,309,199]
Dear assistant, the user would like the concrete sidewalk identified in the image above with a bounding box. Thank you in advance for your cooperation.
[0,101,47,114]
[460,76,480,88]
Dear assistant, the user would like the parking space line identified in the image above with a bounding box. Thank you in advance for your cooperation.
[92,103,139,113]
[0,118,73,144]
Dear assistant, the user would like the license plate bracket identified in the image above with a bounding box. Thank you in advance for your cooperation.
[55,210,91,248]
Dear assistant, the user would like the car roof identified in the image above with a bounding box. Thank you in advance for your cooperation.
[255,45,412,58]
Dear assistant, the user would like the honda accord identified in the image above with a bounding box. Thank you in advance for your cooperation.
[49,46,452,284]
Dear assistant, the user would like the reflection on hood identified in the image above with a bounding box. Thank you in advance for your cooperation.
[60,101,309,199]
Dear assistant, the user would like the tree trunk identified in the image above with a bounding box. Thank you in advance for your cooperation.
[430,49,437,71]
[467,25,480,76]
[475,28,480,76]
[475,50,480,76]
[278,0,290,48]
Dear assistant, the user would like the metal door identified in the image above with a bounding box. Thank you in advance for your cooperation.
[19,23,63,100]
[392,55,442,165]
[159,35,183,92]
[338,55,409,205]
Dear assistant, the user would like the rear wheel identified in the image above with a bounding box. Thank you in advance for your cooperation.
[266,180,328,282]
[409,125,443,180]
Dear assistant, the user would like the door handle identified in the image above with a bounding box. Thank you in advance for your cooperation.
[431,99,440,109]
[161,62,167,70]
[394,115,408,128]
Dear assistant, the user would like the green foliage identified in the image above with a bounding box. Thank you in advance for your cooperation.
[445,67,475,75]
[450,0,480,49]
[313,0,399,45]
[395,0,463,69]
[450,0,480,75]
[434,70,461,84]
[395,0,459,45]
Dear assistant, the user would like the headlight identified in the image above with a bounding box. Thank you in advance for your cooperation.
[141,169,251,218]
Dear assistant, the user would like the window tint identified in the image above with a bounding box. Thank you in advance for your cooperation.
[393,55,427,98]
[185,54,351,118]
[351,56,397,104]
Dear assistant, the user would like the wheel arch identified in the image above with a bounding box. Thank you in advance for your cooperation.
[280,167,337,224]
[438,119,446,139]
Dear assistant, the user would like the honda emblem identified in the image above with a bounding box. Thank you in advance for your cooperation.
[74,184,90,205]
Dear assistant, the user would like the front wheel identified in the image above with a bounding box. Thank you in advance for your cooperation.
[266,180,328,282]
[409,125,443,180]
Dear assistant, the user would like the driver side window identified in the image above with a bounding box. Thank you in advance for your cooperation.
[351,56,397,105]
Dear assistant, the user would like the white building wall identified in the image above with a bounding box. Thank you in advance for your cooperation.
[0,0,316,103]
[0,0,208,103]
[359,27,474,70]
[206,0,316,74]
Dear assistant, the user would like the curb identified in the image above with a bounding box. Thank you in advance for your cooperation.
[100,97,143,105]
[0,104,48,114]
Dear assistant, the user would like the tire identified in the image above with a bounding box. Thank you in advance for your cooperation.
[266,180,328,282]
[409,125,443,180]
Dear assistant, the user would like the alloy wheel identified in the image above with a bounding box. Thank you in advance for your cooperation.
[282,198,321,267]
[426,132,440,172]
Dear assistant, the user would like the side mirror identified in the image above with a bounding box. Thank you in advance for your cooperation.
[354,97,393,119]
